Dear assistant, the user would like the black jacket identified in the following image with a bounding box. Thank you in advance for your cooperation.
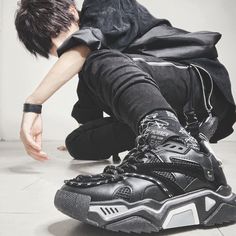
[57,0,236,142]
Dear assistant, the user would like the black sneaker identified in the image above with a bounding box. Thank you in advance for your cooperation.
[54,129,236,233]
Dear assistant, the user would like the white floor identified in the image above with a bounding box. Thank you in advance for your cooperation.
[0,141,236,236]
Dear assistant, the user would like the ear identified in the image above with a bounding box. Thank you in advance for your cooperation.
[69,4,80,22]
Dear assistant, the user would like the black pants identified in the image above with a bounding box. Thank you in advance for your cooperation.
[65,50,228,160]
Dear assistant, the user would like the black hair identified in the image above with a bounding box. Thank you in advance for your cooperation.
[15,0,78,58]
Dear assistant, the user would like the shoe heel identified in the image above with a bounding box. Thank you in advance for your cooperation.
[203,193,236,226]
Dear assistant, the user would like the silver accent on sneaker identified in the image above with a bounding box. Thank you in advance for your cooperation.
[88,189,233,223]
[162,203,199,229]
[89,205,128,221]
[205,197,216,212]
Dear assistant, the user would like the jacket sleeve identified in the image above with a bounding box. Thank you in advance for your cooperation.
[57,27,106,57]
[57,0,146,56]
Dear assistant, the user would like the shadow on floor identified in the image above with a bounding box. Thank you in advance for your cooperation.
[47,219,211,236]
[6,158,111,176]
[8,165,42,175]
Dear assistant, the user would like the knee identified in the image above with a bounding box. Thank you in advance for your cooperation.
[65,126,94,160]
[65,125,111,160]
[65,129,84,160]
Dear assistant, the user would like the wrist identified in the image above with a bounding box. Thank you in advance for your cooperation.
[25,95,43,105]
[23,103,42,114]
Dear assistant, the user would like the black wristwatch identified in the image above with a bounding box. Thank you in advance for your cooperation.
[23,103,42,114]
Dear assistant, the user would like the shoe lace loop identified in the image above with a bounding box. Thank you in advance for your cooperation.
[103,141,149,175]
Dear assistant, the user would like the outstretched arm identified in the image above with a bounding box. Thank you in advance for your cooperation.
[20,45,91,161]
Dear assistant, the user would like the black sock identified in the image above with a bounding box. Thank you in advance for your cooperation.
[138,110,200,151]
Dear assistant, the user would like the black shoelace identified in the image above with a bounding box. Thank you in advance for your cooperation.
[65,134,190,188]
[65,144,153,187]
[103,145,148,175]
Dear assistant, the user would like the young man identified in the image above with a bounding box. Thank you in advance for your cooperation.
[15,0,236,233]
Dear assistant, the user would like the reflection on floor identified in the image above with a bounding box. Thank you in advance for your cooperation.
[0,141,235,236]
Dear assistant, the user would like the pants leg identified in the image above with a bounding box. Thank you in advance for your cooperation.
[79,49,176,134]
[71,76,104,124]
[128,55,205,124]
[66,50,207,160]
[66,117,136,160]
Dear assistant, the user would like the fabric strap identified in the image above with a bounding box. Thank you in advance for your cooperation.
[23,103,42,114]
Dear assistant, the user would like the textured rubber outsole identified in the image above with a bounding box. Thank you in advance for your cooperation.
[54,188,236,234]
[54,190,91,222]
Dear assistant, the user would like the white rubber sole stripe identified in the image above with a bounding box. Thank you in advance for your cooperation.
[89,189,233,222]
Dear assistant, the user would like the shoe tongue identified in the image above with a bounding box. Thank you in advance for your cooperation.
[142,127,180,149]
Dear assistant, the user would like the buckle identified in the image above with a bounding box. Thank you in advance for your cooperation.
[184,111,199,138]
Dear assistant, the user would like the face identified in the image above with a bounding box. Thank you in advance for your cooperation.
[50,5,80,57]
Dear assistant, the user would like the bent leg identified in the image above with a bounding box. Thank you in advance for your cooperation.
[55,54,235,233]
[80,49,175,134]
[65,117,136,160]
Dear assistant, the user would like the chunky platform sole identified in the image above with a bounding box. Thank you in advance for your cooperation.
[54,186,236,234]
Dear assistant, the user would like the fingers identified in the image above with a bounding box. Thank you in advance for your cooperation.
[20,129,40,151]
[20,131,49,161]
[25,132,41,151]
[20,112,48,161]
[25,145,49,162]
[30,134,49,161]
[28,151,47,162]
[35,133,42,150]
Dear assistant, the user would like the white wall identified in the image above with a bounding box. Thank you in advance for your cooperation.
[0,0,4,139]
[0,0,83,141]
[0,0,235,141]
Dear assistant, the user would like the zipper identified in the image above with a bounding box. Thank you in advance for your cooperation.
[132,57,214,116]
[190,63,214,114]
[132,57,189,70]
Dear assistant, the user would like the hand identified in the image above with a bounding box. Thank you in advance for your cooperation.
[20,112,49,161]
